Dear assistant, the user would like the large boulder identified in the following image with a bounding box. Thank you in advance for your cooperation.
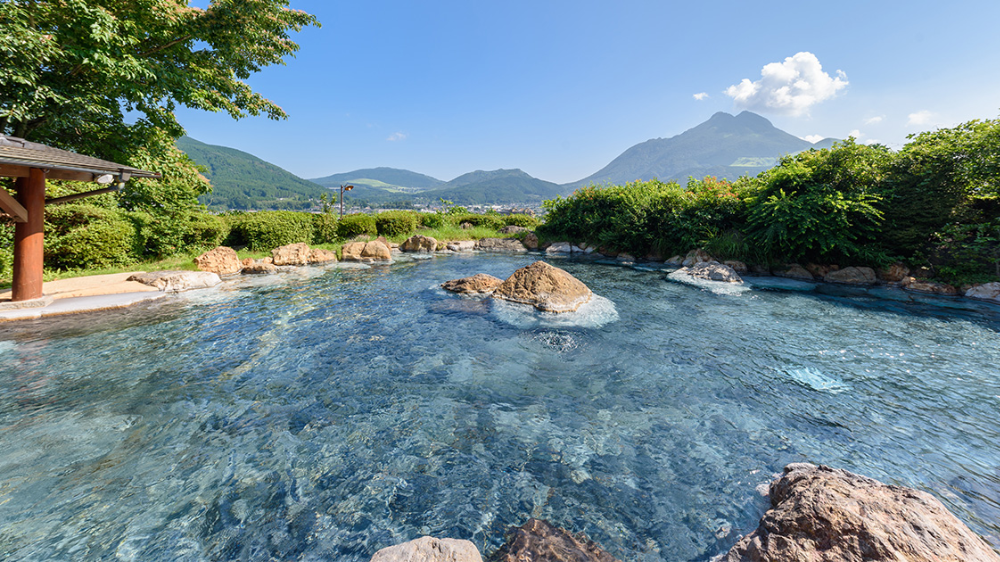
[194,246,242,275]
[370,536,482,562]
[724,463,1000,562]
[492,261,593,312]
[441,273,504,296]
[902,277,958,296]
[342,240,392,262]
[128,271,221,292]
[824,266,877,285]
[522,232,539,250]
[475,238,527,253]
[446,240,476,252]
[401,235,438,253]
[773,264,814,280]
[677,261,743,283]
[493,519,620,562]
[499,225,528,234]
[965,282,1000,303]
[241,257,278,275]
[309,248,338,264]
[681,249,713,267]
[878,262,911,283]
[271,242,312,266]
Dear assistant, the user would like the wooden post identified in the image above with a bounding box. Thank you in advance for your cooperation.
[12,168,46,301]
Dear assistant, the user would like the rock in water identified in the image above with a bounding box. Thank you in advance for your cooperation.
[493,519,620,562]
[194,246,242,275]
[308,248,338,264]
[271,243,312,266]
[342,240,392,262]
[492,261,593,312]
[966,282,1000,303]
[475,238,527,253]
[824,266,877,285]
[522,232,539,250]
[370,536,482,562]
[774,264,814,280]
[677,261,743,283]
[127,271,221,292]
[401,235,438,253]
[441,273,504,296]
[724,463,1000,562]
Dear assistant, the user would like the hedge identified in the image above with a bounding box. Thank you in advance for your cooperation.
[44,204,138,269]
[336,213,377,239]
[227,211,315,251]
[375,211,418,237]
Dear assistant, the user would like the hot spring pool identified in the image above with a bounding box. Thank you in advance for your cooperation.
[1,253,998,561]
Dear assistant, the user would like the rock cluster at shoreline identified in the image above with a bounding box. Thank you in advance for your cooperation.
[367,465,999,562]
[442,261,593,313]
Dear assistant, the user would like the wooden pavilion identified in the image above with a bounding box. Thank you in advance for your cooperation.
[0,136,159,302]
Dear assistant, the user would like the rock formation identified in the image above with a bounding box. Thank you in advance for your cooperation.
[681,249,713,267]
[342,240,392,262]
[446,240,476,252]
[723,260,748,274]
[401,235,438,253]
[492,519,620,562]
[522,232,539,250]
[271,243,312,266]
[492,261,593,312]
[676,261,743,283]
[902,277,959,296]
[773,264,814,280]
[824,266,877,285]
[878,262,911,283]
[194,246,242,275]
[128,271,221,292]
[241,257,277,275]
[369,536,482,562]
[965,282,1000,303]
[441,273,504,296]
[309,248,338,264]
[724,463,1000,562]
[475,238,527,253]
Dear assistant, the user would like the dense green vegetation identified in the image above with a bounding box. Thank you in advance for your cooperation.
[177,137,328,211]
[541,118,1000,285]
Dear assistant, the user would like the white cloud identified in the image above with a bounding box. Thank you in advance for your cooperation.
[725,52,848,116]
[849,129,862,139]
[865,139,882,145]
[387,132,407,141]
[693,92,709,101]
[907,110,933,126]
[802,134,824,143]
[865,116,884,125]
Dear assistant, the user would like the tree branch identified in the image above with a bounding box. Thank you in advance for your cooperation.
[137,35,194,59]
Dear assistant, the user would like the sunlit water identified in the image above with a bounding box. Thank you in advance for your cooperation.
[1,254,999,561]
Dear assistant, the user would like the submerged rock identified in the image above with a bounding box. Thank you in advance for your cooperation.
[128,271,221,292]
[492,261,593,312]
[401,234,438,253]
[194,246,241,275]
[724,463,1000,562]
[441,273,504,296]
[370,536,482,562]
[493,519,620,562]
[677,261,743,283]
[475,238,527,253]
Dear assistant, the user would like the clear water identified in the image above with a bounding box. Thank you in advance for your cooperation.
[1,254,999,561]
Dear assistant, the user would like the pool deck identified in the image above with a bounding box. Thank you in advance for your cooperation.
[0,272,166,322]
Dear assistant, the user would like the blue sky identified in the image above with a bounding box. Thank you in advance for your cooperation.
[176,0,1000,184]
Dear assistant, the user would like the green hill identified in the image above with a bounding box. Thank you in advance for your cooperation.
[417,169,563,205]
[564,111,840,190]
[309,167,444,190]
[177,136,327,210]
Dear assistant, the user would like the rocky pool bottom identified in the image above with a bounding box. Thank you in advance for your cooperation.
[0,253,999,561]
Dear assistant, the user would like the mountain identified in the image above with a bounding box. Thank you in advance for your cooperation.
[419,169,563,205]
[565,111,840,189]
[177,136,326,210]
[310,167,444,191]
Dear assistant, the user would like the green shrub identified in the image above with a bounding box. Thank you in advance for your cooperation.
[44,204,138,269]
[312,213,339,244]
[336,213,377,239]
[375,210,418,237]
[0,220,13,281]
[418,212,444,229]
[185,212,229,249]
[502,214,540,229]
[448,213,504,231]
[227,211,315,251]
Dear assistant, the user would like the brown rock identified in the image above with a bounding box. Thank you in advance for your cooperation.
[681,248,713,267]
[522,232,539,250]
[773,264,813,280]
[724,463,1000,562]
[309,248,338,264]
[342,240,392,262]
[493,519,620,562]
[878,262,911,283]
[902,277,958,296]
[446,240,476,252]
[241,259,278,274]
[475,238,527,253]
[824,266,877,285]
[723,260,748,274]
[194,246,242,275]
[401,234,438,253]
[665,255,685,266]
[271,242,312,266]
[492,261,593,313]
[441,273,504,295]
[805,263,837,278]
[370,536,482,562]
